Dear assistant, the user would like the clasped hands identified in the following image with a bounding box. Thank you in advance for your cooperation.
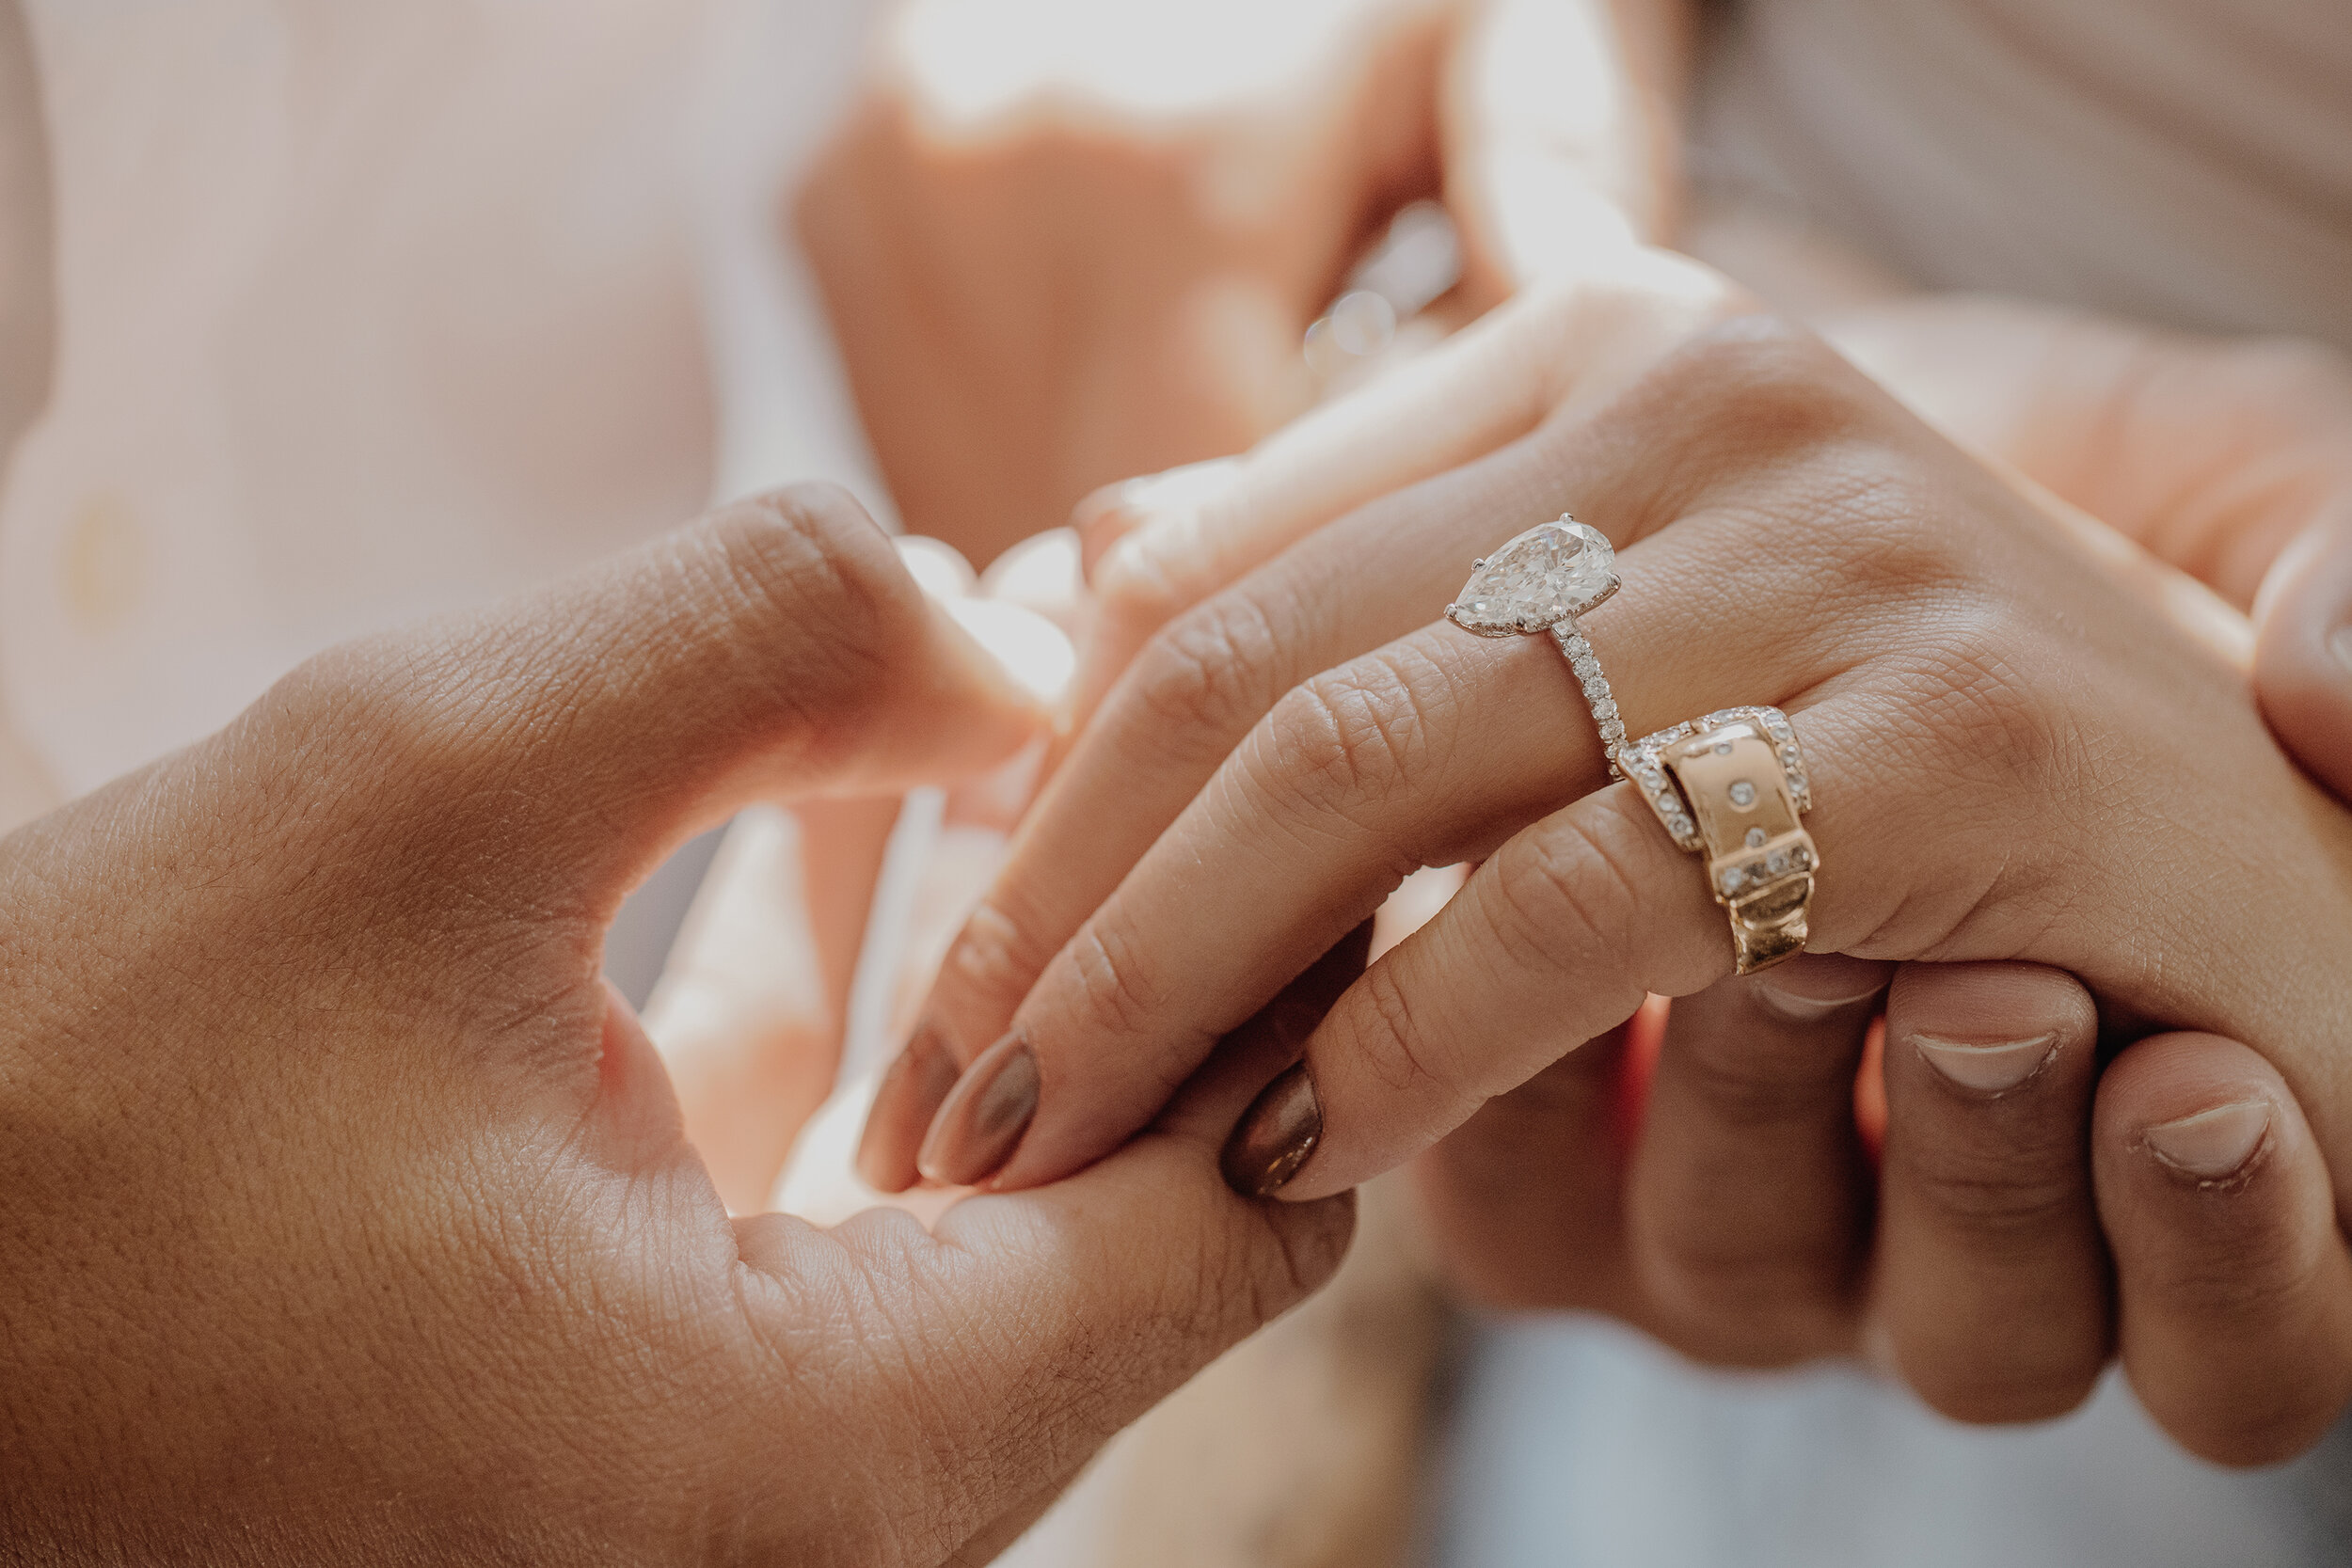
[852,255,2352,1469]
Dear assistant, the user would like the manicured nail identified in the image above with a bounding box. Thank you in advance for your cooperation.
[1221,1063,1323,1198]
[2143,1099,2273,1180]
[915,1033,1039,1188]
[855,1023,963,1191]
[1911,1031,2058,1094]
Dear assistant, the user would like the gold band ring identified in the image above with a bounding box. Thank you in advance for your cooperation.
[1621,708,1818,974]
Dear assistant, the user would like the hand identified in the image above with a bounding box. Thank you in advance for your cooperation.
[1815,293,2352,801]
[857,278,2352,1456]
[0,488,1349,1563]
[796,0,1691,565]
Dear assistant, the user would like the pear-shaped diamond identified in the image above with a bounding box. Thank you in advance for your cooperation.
[1445,518,1616,637]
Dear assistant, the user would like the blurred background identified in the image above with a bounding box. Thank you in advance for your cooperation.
[4,2,2348,1563]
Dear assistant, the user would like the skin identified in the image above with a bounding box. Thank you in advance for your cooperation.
[862,266,2352,1463]
[0,486,1351,1564]
[797,0,1687,568]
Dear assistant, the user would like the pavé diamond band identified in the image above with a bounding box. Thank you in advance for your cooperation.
[1622,707,1818,974]
[1443,515,1628,775]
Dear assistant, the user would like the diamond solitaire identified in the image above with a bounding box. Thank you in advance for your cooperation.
[1445,515,1628,771]
[1446,518,1618,636]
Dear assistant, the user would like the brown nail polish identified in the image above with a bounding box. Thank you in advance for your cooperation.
[1221,1063,1322,1198]
[916,1033,1040,1187]
[855,1023,964,1192]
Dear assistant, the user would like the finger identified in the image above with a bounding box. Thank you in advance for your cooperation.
[917,330,1963,1192]
[1821,298,2352,609]
[1410,1009,1648,1316]
[730,1119,1355,1565]
[1440,0,1692,296]
[264,484,1044,920]
[1625,954,1891,1365]
[1084,251,1734,696]
[870,279,1745,1186]
[2256,506,2352,803]
[1872,961,2108,1423]
[2095,1032,2352,1466]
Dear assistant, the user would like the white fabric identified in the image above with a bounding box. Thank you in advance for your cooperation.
[1692,0,2352,348]
[0,0,884,816]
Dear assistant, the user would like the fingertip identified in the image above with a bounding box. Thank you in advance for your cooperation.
[2253,511,2352,800]
[855,1023,962,1195]
[940,596,1077,710]
[2096,1033,2352,1466]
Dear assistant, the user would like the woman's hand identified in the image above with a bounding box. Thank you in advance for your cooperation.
[797,0,1691,565]
[857,278,2352,1456]
[0,488,1349,1564]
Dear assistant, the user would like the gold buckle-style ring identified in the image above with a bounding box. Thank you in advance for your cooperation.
[1620,707,1817,974]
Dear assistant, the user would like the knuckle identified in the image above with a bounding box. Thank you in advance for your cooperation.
[1628,314,1878,456]
[1057,915,1170,1055]
[939,896,1059,1019]
[1900,1143,2088,1237]
[1249,647,1446,829]
[690,483,911,643]
[1347,958,1449,1100]
[1125,592,1287,743]
[1488,809,1645,982]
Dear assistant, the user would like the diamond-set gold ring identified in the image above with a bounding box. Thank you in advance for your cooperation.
[1443,514,1628,775]
[1443,518,1819,974]
[1620,708,1818,974]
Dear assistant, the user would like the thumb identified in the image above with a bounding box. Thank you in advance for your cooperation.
[2255,506,2352,803]
[258,484,1045,918]
[1440,0,1688,304]
[730,1094,1355,1566]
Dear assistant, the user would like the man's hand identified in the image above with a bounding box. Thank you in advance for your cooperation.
[0,486,1350,1565]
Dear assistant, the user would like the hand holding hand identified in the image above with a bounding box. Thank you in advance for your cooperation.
[0,489,1349,1563]
[859,273,2352,1462]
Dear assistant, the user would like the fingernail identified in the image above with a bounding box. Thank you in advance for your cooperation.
[1752,983,1885,1023]
[915,1033,1040,1188]
[855,1023,963,1191]
[2143,1098,2273,1180]
[1221,1063,1323,1198]
[1911,1031,2058,1094]
[1747,955,1890,1022]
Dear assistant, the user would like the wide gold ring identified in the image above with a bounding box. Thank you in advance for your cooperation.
[1620,707,1817,975]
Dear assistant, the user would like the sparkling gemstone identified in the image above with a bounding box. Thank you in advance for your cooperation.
[1595,699,1618,720]
[1767,849,1789,875]
[1720,866,1744,893]
[1667,816,1692,837]
[1793,847,1811,868]
[1445,519,1616,636]
[1745,827,1766,848]
[1728,780,1756,807]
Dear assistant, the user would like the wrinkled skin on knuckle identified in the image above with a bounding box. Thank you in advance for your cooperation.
[1487,805,1659,999]
[1245,646,1449,839]
[1057,913,1172,1052]
[1124,590,1288,747]
[677,485,920,729]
